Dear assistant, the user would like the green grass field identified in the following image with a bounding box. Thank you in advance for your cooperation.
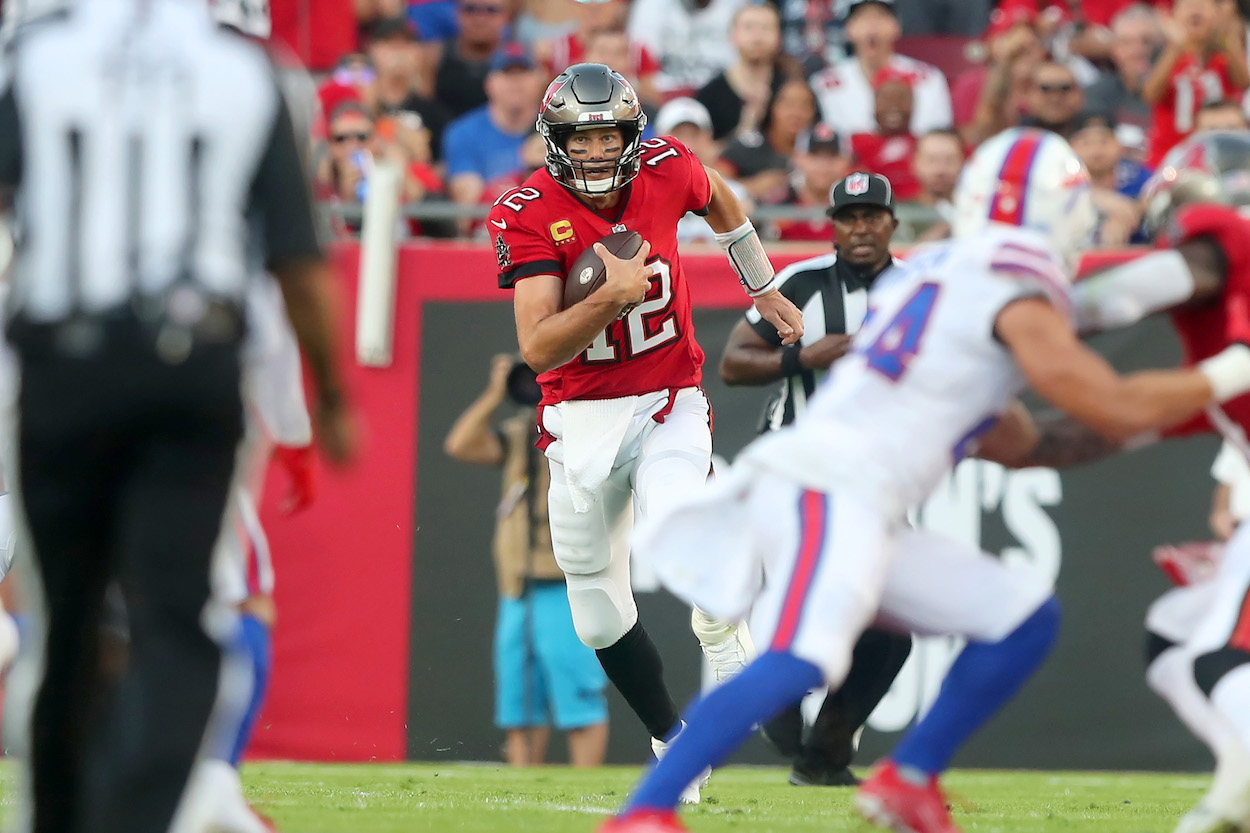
[1,761,1211,833]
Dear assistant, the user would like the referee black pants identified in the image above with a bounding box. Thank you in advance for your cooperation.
[16,328,243,833]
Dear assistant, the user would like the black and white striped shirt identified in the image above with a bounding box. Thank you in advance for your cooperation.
[746,251,893,430]
[0,0,319,334]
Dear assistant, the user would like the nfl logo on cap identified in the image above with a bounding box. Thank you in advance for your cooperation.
[846,173,870,195]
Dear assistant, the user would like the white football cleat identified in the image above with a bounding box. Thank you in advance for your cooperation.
[173,759,275,833]
[699,631,748,684]
[651,724,711,805]
[1175,745,1250,833]
[1172,802,1244,833]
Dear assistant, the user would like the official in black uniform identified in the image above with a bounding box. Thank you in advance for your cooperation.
[0,4,353,833]
[720,172,912,786]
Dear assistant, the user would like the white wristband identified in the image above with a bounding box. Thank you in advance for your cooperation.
[1198,343,1250,403]
[713,219,776,295]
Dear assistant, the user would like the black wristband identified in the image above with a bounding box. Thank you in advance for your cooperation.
[780,343,804,377]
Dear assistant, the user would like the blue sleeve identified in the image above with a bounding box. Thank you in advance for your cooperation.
[443,118,478,177]
[407,1,459,41]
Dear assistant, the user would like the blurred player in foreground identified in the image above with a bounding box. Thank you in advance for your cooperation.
[720,172,912,788]
[598,127,1250,833]
[172,274,316,833]
[1026,129,1250,833]
[491,62,802,803]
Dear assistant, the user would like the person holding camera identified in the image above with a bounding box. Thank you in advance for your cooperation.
[445,354,610,767]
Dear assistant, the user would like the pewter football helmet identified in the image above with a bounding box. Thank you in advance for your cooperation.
[1142,130,1250,233]
[536,63,648,195]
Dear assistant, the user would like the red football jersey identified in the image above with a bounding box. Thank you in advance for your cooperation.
[1147,53,1242,167]
[1158,203,1250,437]
[491,138,713,404]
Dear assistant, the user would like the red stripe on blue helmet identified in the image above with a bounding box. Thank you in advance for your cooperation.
[988,132,1045,227]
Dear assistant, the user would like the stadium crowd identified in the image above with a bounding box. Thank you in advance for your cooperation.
[280,0,1250,245]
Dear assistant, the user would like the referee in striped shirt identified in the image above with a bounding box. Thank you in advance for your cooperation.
[720,172,912,787]
[0,4,353,833]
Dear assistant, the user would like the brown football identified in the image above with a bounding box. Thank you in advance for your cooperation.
[563,230,644,310]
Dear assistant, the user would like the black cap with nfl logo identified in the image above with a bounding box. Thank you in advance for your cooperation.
[827,171,896,219]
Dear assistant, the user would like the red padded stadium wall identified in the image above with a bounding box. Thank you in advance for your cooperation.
[248,240,1136,761]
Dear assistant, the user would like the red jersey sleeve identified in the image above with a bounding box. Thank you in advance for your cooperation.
[639,136,712,215]
[1162,203,1250,284]
[489,186,563,289]
[1159,203,1250,440]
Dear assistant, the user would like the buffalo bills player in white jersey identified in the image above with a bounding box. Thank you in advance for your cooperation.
[598,127,1250,833]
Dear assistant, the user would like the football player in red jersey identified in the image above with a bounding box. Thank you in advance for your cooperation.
[990,130,1250,833]
[489,63,803,803]
[1140,0,1249,166]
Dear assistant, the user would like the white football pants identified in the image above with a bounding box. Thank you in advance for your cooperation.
[543,388,711,649]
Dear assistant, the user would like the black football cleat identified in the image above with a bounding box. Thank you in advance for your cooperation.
[760,703,805,759]
[789,764,861,787]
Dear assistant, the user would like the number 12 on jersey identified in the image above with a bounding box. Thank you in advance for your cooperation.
[584,259,679,363]
[862,282,941,381]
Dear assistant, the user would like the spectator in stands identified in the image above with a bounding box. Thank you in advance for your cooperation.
[956,3,1045,145]
[1062,109,1146,245]
[444,45,545,235]
[316,102,383,206]
[1083,4,1165,133]
[1195,96,1250,130]
[434,0,513,119]
[652,98,755,241]
[408,1,457,40]
[771,0,846,75]
[364,17,453,160]
[850,69,921,200]
[902,128,964,240]
[580,29,663,116]
[810,0,952,136]
[771,123,849,242]
[716,76,817,205]
[314,102,443,235]
[515,0,578,47]
[1068,109,1151,196]
[1022,59,1086,135]
[696,4,786,141]
[627,0,748,97]
[1142,0,1250,165]
[892,0,990,36]
[445,354,610,768]
[271,0,375,71]
[318,52,380,133]
[535,0,663,107]
[654,98,718,161]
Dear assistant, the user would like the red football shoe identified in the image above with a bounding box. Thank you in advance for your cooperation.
[596,810,688,833]
[854,761,961,833]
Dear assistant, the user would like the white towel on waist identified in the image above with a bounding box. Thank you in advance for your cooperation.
[560,396,639,513]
